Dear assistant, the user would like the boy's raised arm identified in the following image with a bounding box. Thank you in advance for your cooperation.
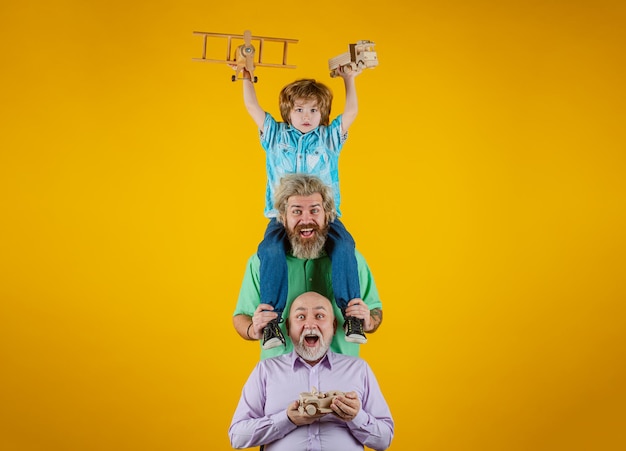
[337,66,361,134]
[242,69,266,130]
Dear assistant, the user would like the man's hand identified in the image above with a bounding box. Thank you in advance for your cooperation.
[330,391,361,422]
[344,299,382,332]
[249,304,280,339]
[287,400,329,426]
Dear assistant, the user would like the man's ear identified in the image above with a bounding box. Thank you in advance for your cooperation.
[333,318,337,334]
[286,318,290,335]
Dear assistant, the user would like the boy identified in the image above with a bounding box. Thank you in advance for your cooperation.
[239,67,365,350]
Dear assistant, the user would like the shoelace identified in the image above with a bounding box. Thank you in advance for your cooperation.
[345,317,362,334]
[264,317,286,343]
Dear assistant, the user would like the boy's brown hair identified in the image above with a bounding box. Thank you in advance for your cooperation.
[279,79,333,126]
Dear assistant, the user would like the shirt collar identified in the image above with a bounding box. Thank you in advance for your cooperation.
[287,124,321,138]
[291,350,335,371]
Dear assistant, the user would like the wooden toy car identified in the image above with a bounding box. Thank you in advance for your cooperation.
[298,387,345,416]
[328,40,378,77]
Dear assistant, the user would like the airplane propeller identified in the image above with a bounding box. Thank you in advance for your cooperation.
[242,30,256,74]
[231,30,257,82]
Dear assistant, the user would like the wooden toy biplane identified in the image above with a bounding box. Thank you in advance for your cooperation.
[192,30,298,82]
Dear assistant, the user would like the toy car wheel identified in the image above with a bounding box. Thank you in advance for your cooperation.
[305,404,317,416]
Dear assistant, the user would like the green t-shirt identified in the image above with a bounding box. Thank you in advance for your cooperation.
[233,250,383,360]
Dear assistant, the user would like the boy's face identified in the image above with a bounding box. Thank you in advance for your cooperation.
[289,98,322,133]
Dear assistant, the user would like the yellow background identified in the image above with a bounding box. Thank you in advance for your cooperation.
[1,1,625,450]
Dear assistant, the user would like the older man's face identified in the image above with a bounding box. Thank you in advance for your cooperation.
[284,193,328,259]
[288,292,336,364]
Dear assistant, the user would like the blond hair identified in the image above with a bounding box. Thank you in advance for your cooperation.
[274,174,336,224]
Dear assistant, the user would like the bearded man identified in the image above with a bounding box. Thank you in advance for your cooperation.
[233,173,384,360]
[229,292,394,451]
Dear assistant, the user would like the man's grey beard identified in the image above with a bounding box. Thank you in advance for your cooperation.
[288,225,328,259]
[294,329,329,362]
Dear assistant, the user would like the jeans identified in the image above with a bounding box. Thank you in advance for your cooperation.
[257,218,361,312]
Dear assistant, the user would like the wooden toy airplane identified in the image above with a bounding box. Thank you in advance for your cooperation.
[192,30,298,82]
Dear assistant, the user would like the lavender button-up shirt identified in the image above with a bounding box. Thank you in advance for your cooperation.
[228,351,394,451]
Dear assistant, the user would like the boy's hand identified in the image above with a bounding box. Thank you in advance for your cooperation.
[229,65,253,80]
[336,65,362,80]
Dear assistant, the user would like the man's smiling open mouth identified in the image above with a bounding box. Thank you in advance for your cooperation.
[296,224,319,239]
[301,329,321,347]
[304,334,319,345]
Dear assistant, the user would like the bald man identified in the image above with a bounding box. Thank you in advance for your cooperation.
[229,292,394,451]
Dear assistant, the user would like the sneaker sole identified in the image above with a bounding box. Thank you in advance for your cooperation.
[262,338,284,350]
[345,335,367,344]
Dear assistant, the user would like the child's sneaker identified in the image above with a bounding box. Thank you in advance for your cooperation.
[343,316,367,344]
[262,317,286,350]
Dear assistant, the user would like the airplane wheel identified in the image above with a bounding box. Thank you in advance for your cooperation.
[305,405,317,416]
